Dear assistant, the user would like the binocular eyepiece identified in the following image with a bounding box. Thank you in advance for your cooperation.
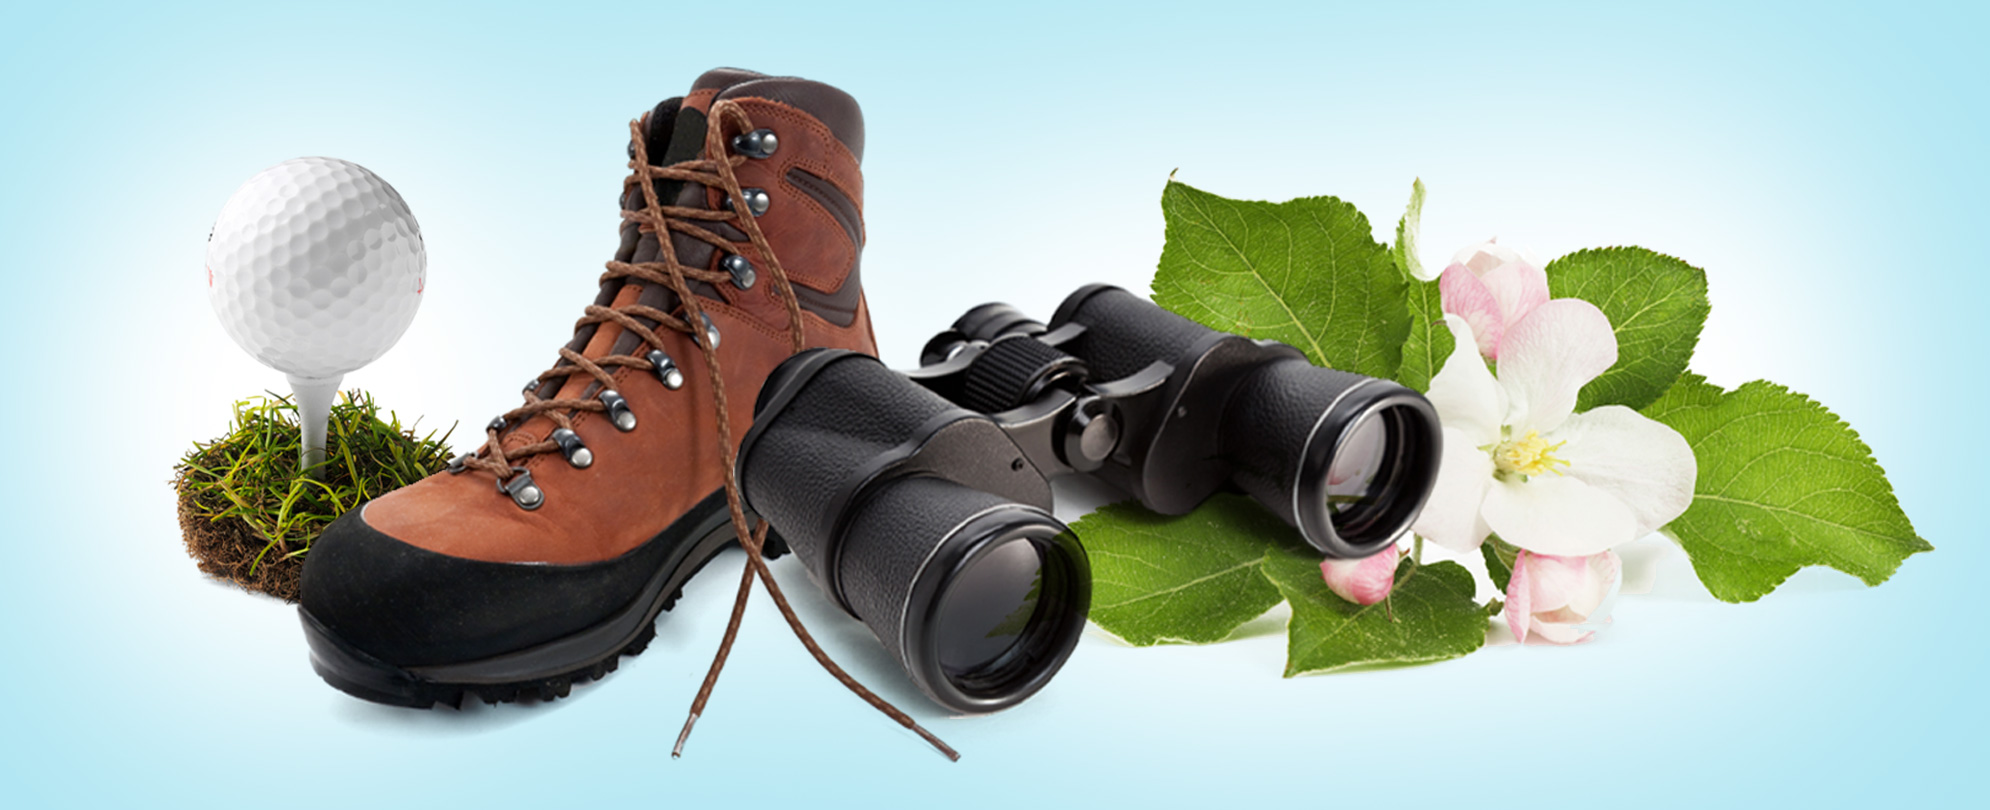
[738,284,1443,713]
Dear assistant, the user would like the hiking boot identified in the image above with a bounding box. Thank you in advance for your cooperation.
[298,68,876,708]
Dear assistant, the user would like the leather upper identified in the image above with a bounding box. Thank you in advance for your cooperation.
[353,75,875,566]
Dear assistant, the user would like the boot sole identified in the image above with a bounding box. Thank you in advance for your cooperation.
[298,497,785,709]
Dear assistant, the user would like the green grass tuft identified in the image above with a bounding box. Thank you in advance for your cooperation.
[173,390,455,601]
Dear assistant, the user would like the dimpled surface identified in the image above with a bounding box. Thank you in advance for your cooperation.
[205,157,425,380]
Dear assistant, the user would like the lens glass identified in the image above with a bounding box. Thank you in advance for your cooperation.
[935,539,1044,676]
[1325,414,1388,519]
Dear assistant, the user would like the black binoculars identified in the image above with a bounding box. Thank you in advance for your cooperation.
[736,284,1442,712]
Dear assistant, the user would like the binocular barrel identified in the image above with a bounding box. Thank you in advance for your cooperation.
[939,285,1442,558]
[737,350,1091,713]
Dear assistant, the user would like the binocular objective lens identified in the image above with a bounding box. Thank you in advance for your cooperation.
[1326,414,1388,518]
[1318,402,1439,552]
[936,539,1044,676]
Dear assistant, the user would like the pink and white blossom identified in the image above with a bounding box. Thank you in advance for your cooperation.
[1320,543,1400,606]
[1410,303,1696,556]
[1505,549,1621,644]
[1439,240,1550,361]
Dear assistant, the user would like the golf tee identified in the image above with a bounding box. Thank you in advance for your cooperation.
[288,374,343,473]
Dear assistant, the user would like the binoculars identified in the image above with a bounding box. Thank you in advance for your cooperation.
[736,284,1442,712]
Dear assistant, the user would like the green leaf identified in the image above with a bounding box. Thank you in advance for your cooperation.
[1391,178,1426,281]
[1391,180,1452,392]
[1642,374,1932,602]
[1394,278,1450,392]
[1153,180,1409,378]
[1261,550,1488,677]
[1074,495,1286,645]
[1480,536,1519,594]
[1544,247,1710,411]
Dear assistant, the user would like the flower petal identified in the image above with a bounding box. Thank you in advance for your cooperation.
[1481,474,1638,556]
[1321,544,1400,606]
[1424,314,1506,442]
[1450,239,1531,275]
[1495,299,1618,435]
[1567,551,1622,617]
[1410,426,1496,552]
[1504,551,1533,644]
[1552,406,1698,536]
[1522,553,1591,614]
[1527,617,1594,645]
[1439,265,1505,358]
[1476,260,1550,356]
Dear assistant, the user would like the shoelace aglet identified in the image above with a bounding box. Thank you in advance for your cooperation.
[672,712,699,758]
[912,723,961,762]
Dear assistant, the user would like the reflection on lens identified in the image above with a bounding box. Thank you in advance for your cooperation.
[935,539,1044,676]
[1326,414,1387,517]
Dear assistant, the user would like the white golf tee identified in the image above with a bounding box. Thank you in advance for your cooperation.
[288,374,344,471]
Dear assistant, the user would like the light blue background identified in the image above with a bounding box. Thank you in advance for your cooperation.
[2,1,1981,807]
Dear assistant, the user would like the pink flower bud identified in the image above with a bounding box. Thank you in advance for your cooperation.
[1438,240,1550,360]
[1504,549,1621,644]
[1320,543,1401,606]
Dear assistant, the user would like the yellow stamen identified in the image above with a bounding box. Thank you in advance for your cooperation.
[1494,430,1570,479]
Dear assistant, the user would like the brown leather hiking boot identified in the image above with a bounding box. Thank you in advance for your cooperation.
[298,68,876,708]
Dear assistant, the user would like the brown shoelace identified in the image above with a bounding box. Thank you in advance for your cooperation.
[461,99,955,761]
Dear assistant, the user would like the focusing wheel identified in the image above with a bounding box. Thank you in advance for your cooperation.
[960,336,1088,413]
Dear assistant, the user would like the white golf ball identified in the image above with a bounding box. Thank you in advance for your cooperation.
[206,157,425,381]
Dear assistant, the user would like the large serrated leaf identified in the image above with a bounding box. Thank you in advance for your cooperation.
[1642,374,1932,602]
[1153,180,1409,378]
[1073,496,1285,645]
[1545,247,1710,410]
[1261,549,1487,677]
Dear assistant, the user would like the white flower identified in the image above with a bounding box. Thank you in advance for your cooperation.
[1411,301,1697,556]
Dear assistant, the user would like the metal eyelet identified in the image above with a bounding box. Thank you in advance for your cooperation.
[522,378,544,396]
[599,389,637,431]
[731,128,778,159]
[700,312,721,349]
[487,416,508,433]
[502,468,544,510]
[723,188,771,217]
[648,349,684,390]
[551,428,593,468]
[446,453,473,474]
[722,254,756,290]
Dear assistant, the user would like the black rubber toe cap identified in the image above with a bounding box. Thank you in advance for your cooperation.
[299,501,684,668]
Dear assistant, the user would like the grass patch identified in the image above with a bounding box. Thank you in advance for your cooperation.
[173,390,455,602]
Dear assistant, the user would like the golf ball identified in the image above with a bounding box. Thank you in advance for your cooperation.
[206,157,425,381]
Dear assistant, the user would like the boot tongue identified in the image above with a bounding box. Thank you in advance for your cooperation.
[517,70,824,446]
[631,108,724,265]
[623,67,864,268]
[543,71,769,412]
[624,68,767,266]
